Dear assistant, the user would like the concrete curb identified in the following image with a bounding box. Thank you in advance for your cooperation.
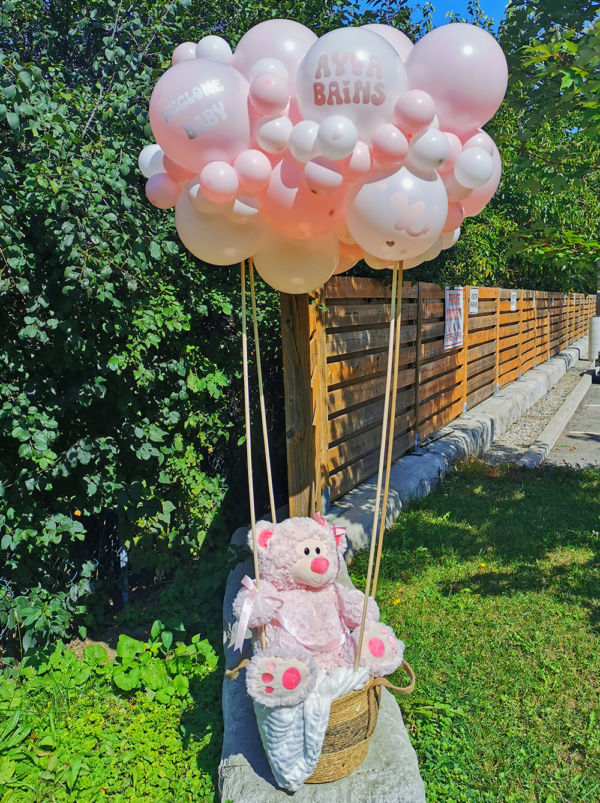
[517,373,592,467]
[329,337,588,557]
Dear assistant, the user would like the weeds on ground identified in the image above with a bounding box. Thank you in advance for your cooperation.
[351,460,600,803]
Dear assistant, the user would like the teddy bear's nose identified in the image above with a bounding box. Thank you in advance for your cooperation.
[311,557,329,575]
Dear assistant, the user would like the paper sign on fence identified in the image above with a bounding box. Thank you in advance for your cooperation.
[510,290,517,312]
[469,287,479,316]
[444,287,464,350]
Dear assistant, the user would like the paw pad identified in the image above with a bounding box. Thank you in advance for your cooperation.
[368,638,385,658]
[282,667,301,690]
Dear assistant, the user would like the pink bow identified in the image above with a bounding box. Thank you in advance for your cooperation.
[314,511,346,547]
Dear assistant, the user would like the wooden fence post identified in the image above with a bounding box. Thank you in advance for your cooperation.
[517,288,523,378]
[461,285,470,413]
[533,290,537,367]
[309,286,330,514]
[281,291,327,518]
[494,287,501,392]
[413,282,423,449]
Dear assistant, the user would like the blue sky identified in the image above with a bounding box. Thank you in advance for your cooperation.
[428,0,508,28]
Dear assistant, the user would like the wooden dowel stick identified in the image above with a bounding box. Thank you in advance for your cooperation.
[372,262,404,601]
[249,258,276,524]
[241,261,265,649]
[353,265,399,672]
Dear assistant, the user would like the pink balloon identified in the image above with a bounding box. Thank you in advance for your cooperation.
[149,59,250,175]
[442,169,472,202]
[249,73,290,116]
[362,24,414,62]
[444,201,464,232]
[371,124,409,167]
[261,157,345,239]
[394,90,435,136]
[304,158,344,197]
[232,20,317,90]
[199,161,239,203]
[438,132,462,173]
[146,173,181,209]
[407,23,508,136]
[462,129,495,155]
[172,42,197,66]
[234,149,272,193]
[462,142,502,217]
[333,255,359,275]
[163,155,196,182]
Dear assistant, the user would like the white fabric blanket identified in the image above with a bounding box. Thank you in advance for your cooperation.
[254,666,371,792]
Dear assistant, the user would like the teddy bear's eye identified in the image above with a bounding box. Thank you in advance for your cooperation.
[304,547,310,556]
[315,547,321,555]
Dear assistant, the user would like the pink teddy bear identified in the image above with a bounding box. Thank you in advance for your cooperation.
[233,516,405,707]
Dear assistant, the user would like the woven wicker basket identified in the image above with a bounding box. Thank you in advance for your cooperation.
[305,660,415,784]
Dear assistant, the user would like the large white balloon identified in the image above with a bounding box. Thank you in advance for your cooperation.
[296,27,408,141]
[176,182,262,265]
[362,24,414,62]
[346,166,448,261]
[253,231,339,293]
[232,20,317,90]
[407,23,508,136]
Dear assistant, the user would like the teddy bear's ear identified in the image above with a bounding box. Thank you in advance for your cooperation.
[257,528,274,548]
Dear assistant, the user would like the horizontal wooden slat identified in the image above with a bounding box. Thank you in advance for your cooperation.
[328,410,415,472]
[329,431,412,499]
[328,388,414,444]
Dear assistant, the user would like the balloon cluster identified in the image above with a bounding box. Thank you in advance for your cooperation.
[140,21,508,294]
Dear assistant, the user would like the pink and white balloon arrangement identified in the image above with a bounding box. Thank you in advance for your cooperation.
[139,21,508,294]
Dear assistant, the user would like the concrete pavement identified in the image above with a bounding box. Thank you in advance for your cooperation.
[545,384,600,468]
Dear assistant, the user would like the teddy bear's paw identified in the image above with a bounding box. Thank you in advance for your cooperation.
[247,654,316,707]
[359,623,405,677]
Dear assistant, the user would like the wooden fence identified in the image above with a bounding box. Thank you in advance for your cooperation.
[281,278,596,516]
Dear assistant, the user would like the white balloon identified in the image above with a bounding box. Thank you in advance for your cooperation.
[317,115,358,160]
[256,116,293,153]
[441,170,472,202]
[188,180,228,215]
[138,144,165,178]
[253,230,339,293]
[442,227,461,249]
[226,196,261,224]
[196,36,233,64]
[176,182,262,265]
[346,166,448,261]
[454,147,494,189]
[304,158,344,196]
[289,120,320,162]
[361,24,414,62]
[296,27,408,141]
[249,58,289,84]
[407,128,450,173]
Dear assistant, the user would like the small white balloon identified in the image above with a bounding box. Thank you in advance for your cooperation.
[226,196,261,224]
[249,57,289,83]
[454,147,494,189]
[408,128,450,173]
[138,144,165,179]
[256,115,293,153]
[188,180,228,215]
[317,116,358,161]
[172,42,197,65]
[196,35,233,64]
[289,120,321,163]
[442,227,461,249]
[304,158,344,196]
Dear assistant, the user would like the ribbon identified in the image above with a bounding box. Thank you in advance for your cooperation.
[234,575,350,654]
[314,511,346,548]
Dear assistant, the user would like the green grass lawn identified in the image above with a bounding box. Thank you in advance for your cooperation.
[350,460,600,803]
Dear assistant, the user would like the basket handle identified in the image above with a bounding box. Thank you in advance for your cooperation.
[373,660,415,695]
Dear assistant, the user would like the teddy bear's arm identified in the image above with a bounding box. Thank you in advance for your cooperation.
[232,579,279,628]
[335,583,380,628]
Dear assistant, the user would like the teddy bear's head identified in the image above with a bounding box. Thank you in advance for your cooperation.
[247,515,346,591]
